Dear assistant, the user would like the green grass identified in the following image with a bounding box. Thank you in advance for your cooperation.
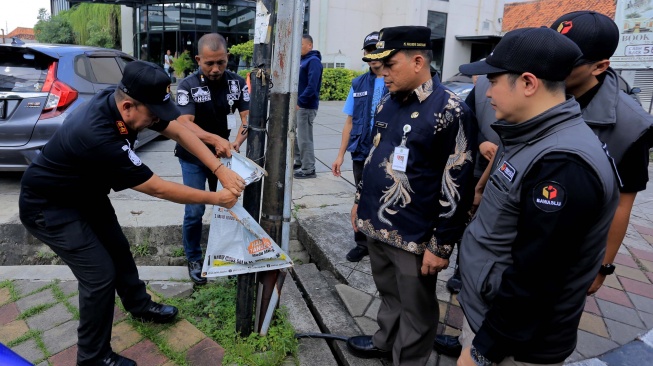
[171,247,186,257]
[133,241,151,257]
[17,303,57,320]
[163,279,298,365]
[0,280,20,302]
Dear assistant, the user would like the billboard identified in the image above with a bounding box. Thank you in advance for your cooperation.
[611,0,653,69]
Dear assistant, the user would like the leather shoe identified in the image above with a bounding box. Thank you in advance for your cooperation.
[294,170,316,179]
[188,260,207,285]
[446,267,462,294]
[433,334,462,357]
[131,302,178,324]
[293,162,302,169]
[347,335,391,359]
[346,245,369,262]
[78,351,136,366]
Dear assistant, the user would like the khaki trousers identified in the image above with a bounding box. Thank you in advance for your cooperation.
[368,238,438,366]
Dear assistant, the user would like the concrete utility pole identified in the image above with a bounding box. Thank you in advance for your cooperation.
[236,0,277,337]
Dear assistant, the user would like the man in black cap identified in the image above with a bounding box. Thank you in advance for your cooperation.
[550,11,653,295]
[331,31,387,262]
[346,25,477,365]
[19,60,245,366]
[448,27,619,366]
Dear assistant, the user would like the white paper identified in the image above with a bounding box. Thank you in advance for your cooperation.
[254,1,271,44]
[220,150,267,186]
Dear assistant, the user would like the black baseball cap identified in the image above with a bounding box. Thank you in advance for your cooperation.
[362,26,431,62]
[459,27,582,81]
[118,61,180,122]
[550,11,619,63]
[362,31,380,50]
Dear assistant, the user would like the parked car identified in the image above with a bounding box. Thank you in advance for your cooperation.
[0,43,160,172]
[442,73,474,100]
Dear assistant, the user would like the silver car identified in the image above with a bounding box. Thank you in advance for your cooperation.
[0,43,160,171]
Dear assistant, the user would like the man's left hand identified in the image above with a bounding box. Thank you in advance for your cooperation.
[216,166,245,194]
[587,273,606,295]
[421,250,448,276]
[231,141,242,153]
[457,347,476,366]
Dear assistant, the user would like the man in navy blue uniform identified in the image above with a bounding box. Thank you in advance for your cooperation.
[346,26,477,366]
[175,33,250,285]
[332,31,387,262]
[19,61,244,366]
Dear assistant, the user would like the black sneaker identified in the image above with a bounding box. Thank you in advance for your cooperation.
[446,267,462,294]
[294,170,316,179]
[77,352,136,366]
[293,162,302,169]
[346,245,369,262]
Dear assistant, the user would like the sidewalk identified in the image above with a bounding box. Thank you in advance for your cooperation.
[0,101,653,365]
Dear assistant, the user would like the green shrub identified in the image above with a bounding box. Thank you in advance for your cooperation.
[171,50,195,78]
[238,69,252,79]
[320,68,365,101]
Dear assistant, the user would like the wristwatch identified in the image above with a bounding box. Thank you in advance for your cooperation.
[470,345,493,366]
[599,263,616,276]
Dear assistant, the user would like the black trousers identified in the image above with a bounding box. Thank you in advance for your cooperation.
[352,159,367,245]
[20,198,150,365]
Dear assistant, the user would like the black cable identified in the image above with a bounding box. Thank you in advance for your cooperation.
[295,332,349,342]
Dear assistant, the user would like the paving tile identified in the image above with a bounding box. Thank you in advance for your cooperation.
[574,329,619,358]
[122,339,169,366]
[585,296,602,316]
[336,284,372,317]
[628,292,653,314]
[614,253,639,268]
[615,265,651,283]
[344,269,377,296]
[603,273,623,290]
[13,280,52,297]
[620,277,653,299]
[352,259,373,275]
[640,311,653,329]
[647,271,653,283]
[148,282,194,299]
[438,301,447,323]
[68,294,79,311]
[354,316,380,335]
[114,305,127,324]
[595,285,633,308]
[111,321,143,353]
[185,338,225,366]
[450,293,459,307]
[146,289,162,303]
[446,305,463,330]
[15,288,56,312]
[0,287,11,306]
[0,319,29,344]
[364,297,381,320]
[441,325,462,337]
[596,299,645,328]
[435,280,451,302]
[604,318,647,345]
[631,247,653,262]
[49,345,77,366]
[57,281,78,297]
[0,302,20,325]
[578,312,608,338]
[562,351,585,363]
[26,303,73,331]
[640,259,653,272]
[158,319,205,353]
[11,338,45,364]
[632,223,653,237]
[41,320,79,355]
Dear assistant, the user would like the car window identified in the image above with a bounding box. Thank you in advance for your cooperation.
[0,51,50,92]
[87,57,123,84]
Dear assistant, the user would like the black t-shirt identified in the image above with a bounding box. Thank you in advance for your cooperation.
[20,88,169,226]
[175,70,250,164]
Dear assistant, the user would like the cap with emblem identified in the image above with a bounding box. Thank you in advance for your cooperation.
[550,11,619,64]
[118,60,180,122]
[362,26,431,62]
[362,31,380,50]
[459,27,582,81]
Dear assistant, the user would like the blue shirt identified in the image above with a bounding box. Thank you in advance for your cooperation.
[342,76,385,130]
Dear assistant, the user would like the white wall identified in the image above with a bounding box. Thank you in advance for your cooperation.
[309,0,506,79]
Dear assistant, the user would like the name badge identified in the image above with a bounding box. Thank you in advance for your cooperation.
[353,91,368,97]
[374,121,388,129]
[392,147,409,172]
[227,114,237,130]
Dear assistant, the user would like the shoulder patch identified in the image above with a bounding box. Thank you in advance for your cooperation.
[177,90,189,106]
[498,160,517,182]
[533,181,566,212]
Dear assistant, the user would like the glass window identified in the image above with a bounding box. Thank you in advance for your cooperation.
[427,11,447,77]
[0,51,49,92]
[88,57,122,84]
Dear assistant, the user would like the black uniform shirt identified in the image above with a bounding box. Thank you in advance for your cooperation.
[175,71,250,164]
[20,88,169,226]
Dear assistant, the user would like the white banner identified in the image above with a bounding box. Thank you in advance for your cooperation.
[611,0,653,69]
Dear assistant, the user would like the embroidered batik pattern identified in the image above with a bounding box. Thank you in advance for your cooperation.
[357,218,428,254]
[377,153,414,226]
